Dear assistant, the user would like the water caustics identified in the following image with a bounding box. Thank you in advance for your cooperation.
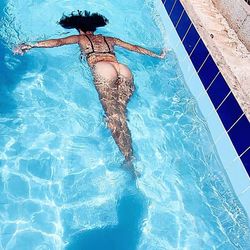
[0,0,250,249]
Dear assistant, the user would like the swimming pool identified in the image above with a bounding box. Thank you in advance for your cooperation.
[0,0,250,249]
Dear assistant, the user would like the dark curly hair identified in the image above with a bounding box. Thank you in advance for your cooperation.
[58,10,109,32]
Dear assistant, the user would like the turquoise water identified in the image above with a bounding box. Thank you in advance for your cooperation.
[0,0,250,249]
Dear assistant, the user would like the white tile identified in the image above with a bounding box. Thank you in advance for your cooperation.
[215,132,240,168]
[239,186,250,219]
[224,157,250,195]
[205,107,226,142]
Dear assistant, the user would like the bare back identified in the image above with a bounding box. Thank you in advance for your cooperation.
[78,34,117,67]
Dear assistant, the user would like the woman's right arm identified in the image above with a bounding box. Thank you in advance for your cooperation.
[111,37,167,59]
[14,35,80,55]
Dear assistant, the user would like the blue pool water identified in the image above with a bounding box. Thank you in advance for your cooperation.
[0,0,250,249]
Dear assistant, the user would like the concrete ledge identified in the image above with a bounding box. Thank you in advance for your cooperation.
[157,0,250,221]
[180,0,250,121]
[212,0,250,50]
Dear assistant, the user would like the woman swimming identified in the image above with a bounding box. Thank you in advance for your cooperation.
[14,10,166,163]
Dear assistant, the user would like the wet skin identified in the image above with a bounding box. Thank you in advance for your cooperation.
[14,30,166,164]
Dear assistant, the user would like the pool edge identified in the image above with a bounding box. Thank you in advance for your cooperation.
[156,0,250,220]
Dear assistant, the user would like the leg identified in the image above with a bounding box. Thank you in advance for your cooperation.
[114,74,135,161]
[92,62,134,161]
[106,111,133,161]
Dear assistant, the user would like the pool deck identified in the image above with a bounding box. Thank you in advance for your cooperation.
[180,0,250,121]
[158,0,250,220]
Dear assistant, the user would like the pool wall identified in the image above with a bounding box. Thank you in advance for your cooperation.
[157,0,250,219]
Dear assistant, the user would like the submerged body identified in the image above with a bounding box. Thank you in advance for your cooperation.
[15,19,166,165]
[81,33,136,161]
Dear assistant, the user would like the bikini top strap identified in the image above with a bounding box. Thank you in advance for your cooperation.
[103,36,111,53]
[85,34,95,53]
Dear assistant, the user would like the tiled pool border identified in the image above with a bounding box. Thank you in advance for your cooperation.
[157,0,250,218]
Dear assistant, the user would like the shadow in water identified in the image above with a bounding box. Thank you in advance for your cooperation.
[66,183,147,250]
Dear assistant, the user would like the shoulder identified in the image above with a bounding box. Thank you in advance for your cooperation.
[62,35,81,42]
[65,35,80,39]
[104,36,122,45]
[77,34,90,43]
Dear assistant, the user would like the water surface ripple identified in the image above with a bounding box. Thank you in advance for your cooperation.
[0,0,249,249]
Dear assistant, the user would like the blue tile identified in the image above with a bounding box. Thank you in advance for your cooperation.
[164,0,176,14]
[217,93,243,131]
[190,39,209,71]
[228,115,250,155]
[183,25,200,54]
[176,10,191,40]
[170,0,184,26]
[241,149,250,177]
[198,55,219,89]
[207,73,231,109]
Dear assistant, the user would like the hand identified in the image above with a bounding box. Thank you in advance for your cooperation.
[13,43,32,55]
[159,48,169,59]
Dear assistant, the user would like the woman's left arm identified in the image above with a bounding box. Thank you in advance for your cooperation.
[110,37,168,59]
[14,35,79,55]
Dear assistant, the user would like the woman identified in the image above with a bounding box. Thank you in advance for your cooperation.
[15,11,166,163]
